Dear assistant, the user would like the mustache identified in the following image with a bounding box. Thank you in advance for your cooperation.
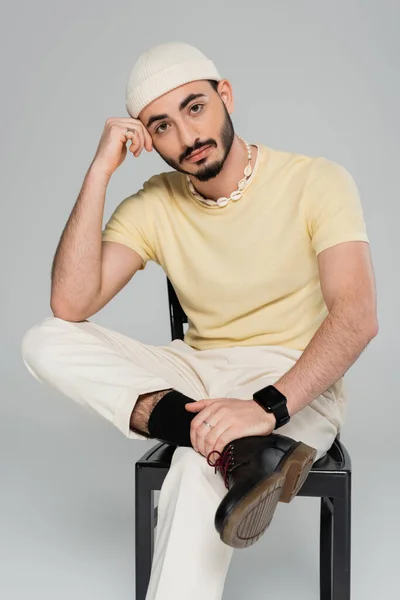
[182,141,215,161]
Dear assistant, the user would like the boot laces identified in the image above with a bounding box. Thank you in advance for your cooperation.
[207,444,234,489]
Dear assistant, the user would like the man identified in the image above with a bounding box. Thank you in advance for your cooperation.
[21,41,378,599]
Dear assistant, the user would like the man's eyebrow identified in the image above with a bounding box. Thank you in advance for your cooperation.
[146,93,207,128]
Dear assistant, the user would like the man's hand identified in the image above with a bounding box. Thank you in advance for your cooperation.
[185,398,276,458]
[91,117,153,178]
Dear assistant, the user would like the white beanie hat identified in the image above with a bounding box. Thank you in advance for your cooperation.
[125,41,222,119]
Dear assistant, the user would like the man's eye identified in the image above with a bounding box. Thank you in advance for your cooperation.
[155,123,168,134]
[155,105,203,134]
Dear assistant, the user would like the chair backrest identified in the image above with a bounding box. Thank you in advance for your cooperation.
[167,277,187,340]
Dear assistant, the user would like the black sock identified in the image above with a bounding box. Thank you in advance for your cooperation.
[147,389,197,447]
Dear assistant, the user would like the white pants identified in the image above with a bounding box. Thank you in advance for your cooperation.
[21,316,346,600]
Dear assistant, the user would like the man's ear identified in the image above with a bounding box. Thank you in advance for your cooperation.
[217,79,234,114]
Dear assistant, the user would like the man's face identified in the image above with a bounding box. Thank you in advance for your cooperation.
[139,80,235,182]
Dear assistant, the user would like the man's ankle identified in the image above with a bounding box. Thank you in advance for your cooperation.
[146,389,197,446]
[130,388,173,436]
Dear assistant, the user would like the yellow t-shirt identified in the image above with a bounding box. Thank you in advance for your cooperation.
[101,143,369,351]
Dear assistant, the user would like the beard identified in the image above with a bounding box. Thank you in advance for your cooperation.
[152,103,235,183]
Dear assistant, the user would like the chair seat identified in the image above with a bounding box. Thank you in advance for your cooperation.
[136,436,351,499]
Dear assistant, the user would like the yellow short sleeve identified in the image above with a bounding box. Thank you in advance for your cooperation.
[302,157,369,256]
[101,177,159,270]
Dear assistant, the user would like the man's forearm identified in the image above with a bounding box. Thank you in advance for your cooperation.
[272,301,378,416]
[50,162,111,318]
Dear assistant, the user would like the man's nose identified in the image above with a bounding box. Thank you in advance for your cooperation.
[179,127,201,154]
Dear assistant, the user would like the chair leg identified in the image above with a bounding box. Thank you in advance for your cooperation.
[320,497,333,600]
[332,474,352,600]
[135,467,155,600]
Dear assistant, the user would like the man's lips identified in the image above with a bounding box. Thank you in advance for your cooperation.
[186,145,212,161]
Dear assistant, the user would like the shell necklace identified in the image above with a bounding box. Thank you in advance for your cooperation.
[186,136,255,208]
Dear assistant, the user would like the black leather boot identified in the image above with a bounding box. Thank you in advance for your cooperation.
[207,433,317,549]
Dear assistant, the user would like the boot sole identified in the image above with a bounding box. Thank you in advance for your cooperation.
[278,441,317,503]
[218,442,317,548]
[218,471,285,549]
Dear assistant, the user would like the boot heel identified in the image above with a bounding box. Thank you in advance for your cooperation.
[219,472,286,549]
[279,442,317,503]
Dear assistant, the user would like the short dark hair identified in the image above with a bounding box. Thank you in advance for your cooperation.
[208,79,219,93]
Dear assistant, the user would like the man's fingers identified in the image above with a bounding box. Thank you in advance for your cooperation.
[112,118,153,152]
[185,400,206,411]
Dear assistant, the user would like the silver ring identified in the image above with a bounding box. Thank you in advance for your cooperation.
[125,127,136,136]
[203,420,214,429]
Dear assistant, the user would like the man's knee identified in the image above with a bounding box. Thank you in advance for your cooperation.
[21,318,62,378]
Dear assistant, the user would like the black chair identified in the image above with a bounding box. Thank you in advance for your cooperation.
[135,277,352,600]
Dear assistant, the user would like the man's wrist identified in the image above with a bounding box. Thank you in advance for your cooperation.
[252,384,290,430]
[251,400,277,432]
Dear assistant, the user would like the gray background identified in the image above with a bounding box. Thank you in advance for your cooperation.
[1,1,398,598]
